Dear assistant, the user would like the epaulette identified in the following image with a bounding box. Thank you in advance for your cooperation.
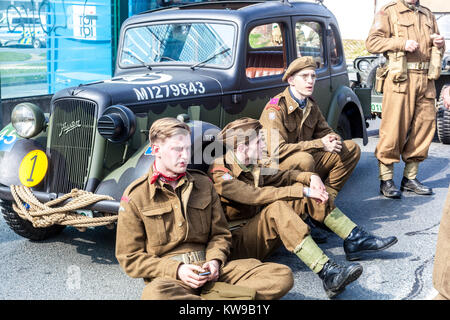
[379,1,396,15]
[122,173,149,201]
[265,96,281,111]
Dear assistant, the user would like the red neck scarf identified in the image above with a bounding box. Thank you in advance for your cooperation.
[150,162,186,185]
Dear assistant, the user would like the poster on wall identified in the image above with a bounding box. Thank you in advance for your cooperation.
[72,5,97,40]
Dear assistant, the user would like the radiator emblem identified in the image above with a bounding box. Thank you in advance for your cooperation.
[59,120,82,137]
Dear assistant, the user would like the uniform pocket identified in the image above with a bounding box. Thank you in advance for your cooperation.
[142,205,173,245]
[398,18,413,38]
[187,196,211,235]
[390,78,408,93]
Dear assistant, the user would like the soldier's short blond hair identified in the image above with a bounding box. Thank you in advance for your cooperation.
[149,117,191,144]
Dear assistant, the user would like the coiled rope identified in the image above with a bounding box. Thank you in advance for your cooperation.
[10,185,117,232]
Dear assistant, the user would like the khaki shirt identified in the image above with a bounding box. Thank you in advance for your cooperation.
[115,167,231,282]
[259,87,335,161]
[208,150,314,221]
[366,0,445,61]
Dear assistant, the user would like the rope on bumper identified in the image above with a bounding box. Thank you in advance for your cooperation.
[10,185,117,232]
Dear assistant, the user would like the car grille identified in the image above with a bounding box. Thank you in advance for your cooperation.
[48,98,97,194]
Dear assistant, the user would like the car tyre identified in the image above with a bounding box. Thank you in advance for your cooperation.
[1,201,65,240]
[437,84,450,145]
[337,112,352,140]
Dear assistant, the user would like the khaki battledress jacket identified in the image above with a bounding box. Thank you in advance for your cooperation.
[208,150,313,222]
[115,168,231,283]
[259,87,334,162]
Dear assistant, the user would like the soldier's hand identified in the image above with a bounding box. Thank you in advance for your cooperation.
[177,264,209,289]
[322,134,342,153]
[202,260,220,282]
[431,34,445,48]
[405,40,419,52]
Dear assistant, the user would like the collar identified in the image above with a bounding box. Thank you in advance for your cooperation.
[289,87,307,109]
[398,0,424,13]
[148,162,192,199]
[283,86,313,115]
[225,149,252,177]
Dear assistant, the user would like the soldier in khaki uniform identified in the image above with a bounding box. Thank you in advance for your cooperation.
[209,118,398,298]
[366,0,445,198]
[115,117,294,300]
[432,91,450,300]
[259,56,361,202]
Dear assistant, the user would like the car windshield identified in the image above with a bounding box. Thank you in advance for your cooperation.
[120,22,235,68]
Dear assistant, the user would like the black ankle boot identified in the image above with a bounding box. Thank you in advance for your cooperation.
[400,177,432,195]
[380,179,401,199]
[344,227,398,261]
[317,260,363,298]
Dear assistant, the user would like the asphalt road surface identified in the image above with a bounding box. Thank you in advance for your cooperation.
[0,119,449,300]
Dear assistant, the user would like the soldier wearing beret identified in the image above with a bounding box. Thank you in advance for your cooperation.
[115,117,294,300]
[366,0,445,198]
[208,117,398,298]
[259,56,361,203]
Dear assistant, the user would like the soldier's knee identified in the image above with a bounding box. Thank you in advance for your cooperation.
[263,263,294,299]
[344,140,361,161]
[286,152,315,171]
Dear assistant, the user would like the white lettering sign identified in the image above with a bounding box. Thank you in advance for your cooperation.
[73,5,97,40]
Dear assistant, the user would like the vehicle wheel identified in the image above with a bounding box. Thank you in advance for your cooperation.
[360,56,386,88]
[32,39,42,49]
[337,112,352,140]
[1,201,65,240]
[436,84,450,144]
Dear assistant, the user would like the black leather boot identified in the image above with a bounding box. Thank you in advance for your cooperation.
[400,177,432,195]
[317,260,363,298]
[344,227,398,261]
[305,216,328,244]
[380,179,401,199]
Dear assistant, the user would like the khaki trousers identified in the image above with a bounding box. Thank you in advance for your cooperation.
[432,185,450,300]
[229,199,334,261]
[141,258,293,300]
[376,71,436,166]
[278,140,360,195]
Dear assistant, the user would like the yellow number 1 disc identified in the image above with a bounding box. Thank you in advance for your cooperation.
[19,150,48,187]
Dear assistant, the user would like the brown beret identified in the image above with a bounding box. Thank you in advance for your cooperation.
[282,56,316,82]
[217,117,262,148]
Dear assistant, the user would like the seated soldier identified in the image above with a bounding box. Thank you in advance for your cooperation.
[259,56,360,202]
[115,117,293,300]
[208,118,398,298]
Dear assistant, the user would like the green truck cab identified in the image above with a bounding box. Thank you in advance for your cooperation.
[0,0,371,240]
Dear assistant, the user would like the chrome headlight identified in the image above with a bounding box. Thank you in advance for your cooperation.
[357,59,371,72]
[11,103,45,138]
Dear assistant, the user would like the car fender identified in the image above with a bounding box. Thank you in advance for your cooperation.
[0,123,48,187]
[95,120,221,201]
[326,86,368,145]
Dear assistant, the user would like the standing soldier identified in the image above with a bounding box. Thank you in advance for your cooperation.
[115,117,294,300]
[366,0,445,198]
[209,118,398,298]
[259,56,361,202]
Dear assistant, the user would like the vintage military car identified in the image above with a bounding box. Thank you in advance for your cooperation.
[0,0,371,240]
